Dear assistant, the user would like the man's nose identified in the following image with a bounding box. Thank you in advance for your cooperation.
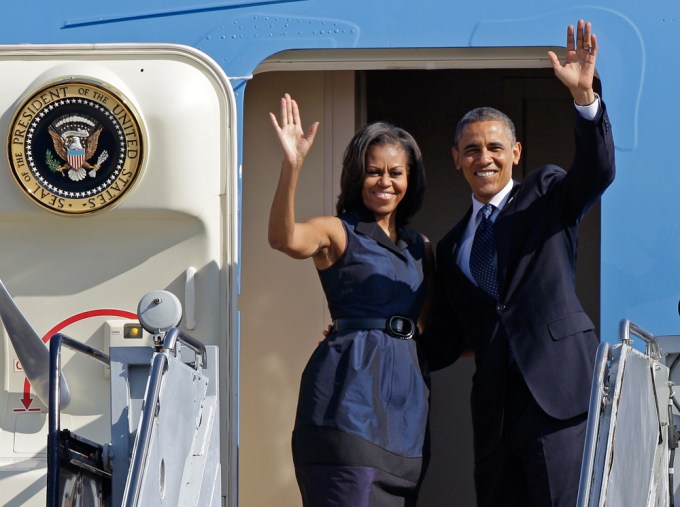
[479,148,493,164]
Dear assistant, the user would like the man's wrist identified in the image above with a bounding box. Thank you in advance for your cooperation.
[574,93,600,121]
[573,89,596,106]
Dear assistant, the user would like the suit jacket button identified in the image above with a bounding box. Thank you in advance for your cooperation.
[496,304,506,312]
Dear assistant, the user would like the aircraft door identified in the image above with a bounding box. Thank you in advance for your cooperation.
[0,44,238,506]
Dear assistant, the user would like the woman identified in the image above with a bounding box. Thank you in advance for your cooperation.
[268,93,432,506]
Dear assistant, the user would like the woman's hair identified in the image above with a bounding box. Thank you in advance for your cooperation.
[336,122,426,226]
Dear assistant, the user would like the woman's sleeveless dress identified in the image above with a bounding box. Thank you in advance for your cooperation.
[292,210,430,507]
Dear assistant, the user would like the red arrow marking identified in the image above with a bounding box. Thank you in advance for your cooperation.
[16,308,138,412]
[20,378,32,409]
[13,378,41,412]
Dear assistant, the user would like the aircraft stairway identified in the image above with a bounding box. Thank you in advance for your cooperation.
[578,317,680,507]
[0,282,221,507]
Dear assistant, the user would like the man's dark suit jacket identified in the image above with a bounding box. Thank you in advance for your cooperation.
[421,103,615,460]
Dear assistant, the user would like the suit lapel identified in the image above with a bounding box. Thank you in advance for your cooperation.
[495,182,520,298]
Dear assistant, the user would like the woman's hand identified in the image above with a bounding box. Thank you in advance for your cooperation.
[270,93,319,168]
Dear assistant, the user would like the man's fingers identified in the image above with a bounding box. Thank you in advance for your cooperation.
[578,20,594,52]
[546,50,560,70]
[566,24,575,50]
[589,34,598,56]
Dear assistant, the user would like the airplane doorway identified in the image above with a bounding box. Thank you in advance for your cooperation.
[240,65,603,506]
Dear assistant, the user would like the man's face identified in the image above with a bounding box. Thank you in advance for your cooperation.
[453,120,522,204]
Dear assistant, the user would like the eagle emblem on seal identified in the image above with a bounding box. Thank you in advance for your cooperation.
[8,79,145,215]
[47,114,109,181]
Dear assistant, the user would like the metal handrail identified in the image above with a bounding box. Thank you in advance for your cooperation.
[121,352,168,506]
[619,319,661,359]
[122,327,206,506]
[576,341,611,507]
[47,333,111,507]
[162,326,207,369]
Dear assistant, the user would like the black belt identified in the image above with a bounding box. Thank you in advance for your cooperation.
[332,316,416,340]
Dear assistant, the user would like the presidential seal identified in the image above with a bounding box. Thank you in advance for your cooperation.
[7,78,145,215]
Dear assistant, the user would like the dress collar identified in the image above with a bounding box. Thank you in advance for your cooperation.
[350,206,410,256]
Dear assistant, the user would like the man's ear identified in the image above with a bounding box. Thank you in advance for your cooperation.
[512,141,522,165]
[452,146,461,170]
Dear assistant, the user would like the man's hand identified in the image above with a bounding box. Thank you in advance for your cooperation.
[548,20,597,106]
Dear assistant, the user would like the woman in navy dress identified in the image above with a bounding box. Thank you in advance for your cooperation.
[268,93,432,506]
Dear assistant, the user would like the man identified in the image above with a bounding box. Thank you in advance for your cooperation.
[421,20,615,506]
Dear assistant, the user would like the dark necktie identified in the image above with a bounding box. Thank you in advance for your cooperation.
[470,203,499,299]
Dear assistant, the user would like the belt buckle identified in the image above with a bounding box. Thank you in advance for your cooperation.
[387,316,415,340]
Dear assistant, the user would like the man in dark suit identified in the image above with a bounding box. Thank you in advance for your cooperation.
[421,20,615,506]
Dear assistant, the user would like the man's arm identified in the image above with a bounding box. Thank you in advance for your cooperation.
[548,20,616,223]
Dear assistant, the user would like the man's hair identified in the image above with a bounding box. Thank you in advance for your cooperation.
[336,122,426,226]
[454,107,517,146]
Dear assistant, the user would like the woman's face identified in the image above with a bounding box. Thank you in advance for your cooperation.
[361,143,409,221]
